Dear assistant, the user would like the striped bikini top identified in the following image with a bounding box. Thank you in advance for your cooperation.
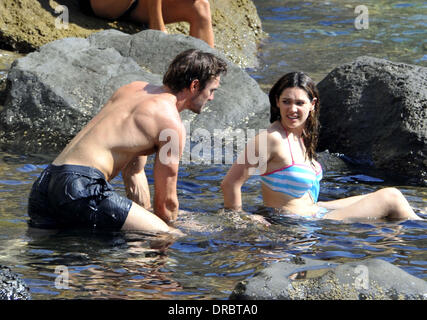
[260,129,322,203]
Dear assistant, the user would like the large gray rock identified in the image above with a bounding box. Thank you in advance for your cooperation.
[230,257,427,300]
[317,56,427,186]
[0,0,264,68]
[0,29,269,156]
[0,265,31,300]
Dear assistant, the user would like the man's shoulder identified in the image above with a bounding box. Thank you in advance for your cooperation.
[115,81,149,95]
[134,97,182,131]
[127,80,149,88]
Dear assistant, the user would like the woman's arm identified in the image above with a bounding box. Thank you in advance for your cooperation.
[221,131,270,211]
[221,162,250,211]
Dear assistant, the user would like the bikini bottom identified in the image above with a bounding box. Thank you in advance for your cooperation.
[78,0,139,21]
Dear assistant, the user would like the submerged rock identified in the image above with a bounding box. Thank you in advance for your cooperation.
[0,29,269,156]
[0,0,264,68]
[230,257,427,300]
[317,56,427,186]
[0,265,31,300]
[316,150,350,174]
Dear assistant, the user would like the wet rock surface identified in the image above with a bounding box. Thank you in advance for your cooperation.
[0,265,31,300]
[230,257,427,300]
[0,29,269,156]
[317,56,427,186]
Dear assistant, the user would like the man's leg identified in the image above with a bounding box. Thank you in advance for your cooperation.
[121,201,177,233]
[131,0,215,47]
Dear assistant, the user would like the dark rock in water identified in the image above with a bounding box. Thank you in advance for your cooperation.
[0,265,31,300]
[316,150,350,174]
[0,29,269,156]
[229,257,427,300]
[317,56,427,186]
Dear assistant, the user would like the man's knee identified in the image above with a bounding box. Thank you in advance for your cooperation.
[192,0,211,21]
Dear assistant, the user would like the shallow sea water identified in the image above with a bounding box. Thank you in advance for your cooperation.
[0,0,426,299]
[0,152,426,299]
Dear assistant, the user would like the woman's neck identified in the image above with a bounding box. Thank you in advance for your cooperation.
[279,120,304,140]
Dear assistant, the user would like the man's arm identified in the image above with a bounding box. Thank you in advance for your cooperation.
[153,124,185,223]
[122,155,152,210]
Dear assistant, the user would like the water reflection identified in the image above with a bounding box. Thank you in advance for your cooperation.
[0,147,426,299]
[0,0,426,299]
[21,228,183,299]
[250,0,427,86]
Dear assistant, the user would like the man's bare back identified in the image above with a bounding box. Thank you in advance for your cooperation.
[27,49,227,234]
[53,81,183,180]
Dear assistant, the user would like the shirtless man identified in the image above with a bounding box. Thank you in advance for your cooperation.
[27,49,227,234]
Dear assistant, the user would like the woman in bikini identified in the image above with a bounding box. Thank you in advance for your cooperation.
[221,72,422,221]
[79,0,214,48]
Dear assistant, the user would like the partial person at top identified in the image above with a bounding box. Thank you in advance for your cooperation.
[221,71,423,221]
[78,0,215,48]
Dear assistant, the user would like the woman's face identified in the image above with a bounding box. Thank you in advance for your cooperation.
[276,87,316,132]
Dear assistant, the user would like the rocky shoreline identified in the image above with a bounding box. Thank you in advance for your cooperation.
[0,29,270,158]
[0,0,264,68]
[1,30,425,185]
[1,0,425,185]
[0,0,426,301]
[0,265,31,300]
[230,257,427,300]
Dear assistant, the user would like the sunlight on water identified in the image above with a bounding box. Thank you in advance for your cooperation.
[250,0,427,86]
[0,153,425,299]
[0,1,426,300]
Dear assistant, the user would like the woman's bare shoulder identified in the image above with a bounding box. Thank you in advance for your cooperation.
[265,122,284,145]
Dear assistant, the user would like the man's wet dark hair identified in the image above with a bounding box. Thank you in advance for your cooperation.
[163,49,227,94]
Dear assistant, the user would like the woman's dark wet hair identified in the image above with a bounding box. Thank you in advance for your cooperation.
[268,71,320,161]
[163,49,227,94]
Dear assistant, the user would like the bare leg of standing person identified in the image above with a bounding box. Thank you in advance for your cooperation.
[90,0,215,47]
[131,0,215,47]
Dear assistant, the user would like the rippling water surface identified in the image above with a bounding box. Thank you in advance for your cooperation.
[0,152,426,299]
[250,0,427,86]
[0,1,426,299]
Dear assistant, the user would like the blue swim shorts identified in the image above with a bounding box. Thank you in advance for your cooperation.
[28,164,132,230]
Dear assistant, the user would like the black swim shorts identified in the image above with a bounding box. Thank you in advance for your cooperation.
[27,164,132,230]
[78,0,139,21]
